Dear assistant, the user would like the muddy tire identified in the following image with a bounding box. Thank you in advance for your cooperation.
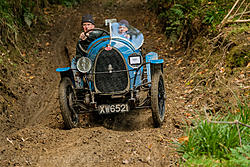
[151,70,166,128]
[59,77,79,129]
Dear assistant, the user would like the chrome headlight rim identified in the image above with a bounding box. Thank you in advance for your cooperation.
[76,57,92,73]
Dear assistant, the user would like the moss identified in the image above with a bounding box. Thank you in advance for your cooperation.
[226,24,250,38]
[226,44,249,68]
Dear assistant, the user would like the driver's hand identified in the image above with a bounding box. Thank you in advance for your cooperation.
[80,32,87,40]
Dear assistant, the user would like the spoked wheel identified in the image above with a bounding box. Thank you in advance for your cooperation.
[59,77,79,129]
[151,70,166,127]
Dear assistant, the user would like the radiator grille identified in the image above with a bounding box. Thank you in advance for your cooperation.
[94,48,128,93]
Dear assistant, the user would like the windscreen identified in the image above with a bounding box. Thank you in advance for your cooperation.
[111,23,144,50]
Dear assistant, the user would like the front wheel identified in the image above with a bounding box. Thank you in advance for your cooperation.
[151,70,166,127]
[59,77,79,129]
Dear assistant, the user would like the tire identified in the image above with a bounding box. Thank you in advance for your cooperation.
[59,77,79,129]
[151,70,166,128]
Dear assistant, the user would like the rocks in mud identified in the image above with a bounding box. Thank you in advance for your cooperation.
[122,159,129,164]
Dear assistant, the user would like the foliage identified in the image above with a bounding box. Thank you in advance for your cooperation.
[227,145,250,167]
[48,0,82,6]
[0,0,84,45]
[149,0,236,44]
[159,4,186,43]
[178,102,250,166]
[0,0,19,43]
[182,145,250,167]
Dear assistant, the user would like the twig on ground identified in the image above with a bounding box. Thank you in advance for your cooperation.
[206,120,250,128]
[6,138,14,145]
[203,107,250,147]
[223,41,235,57]
[206,119,249,147]
[236,121,242,146]
[215,74,241,103]
[209,32,224,44]
[185,45,214,82]
[187,79,207,94]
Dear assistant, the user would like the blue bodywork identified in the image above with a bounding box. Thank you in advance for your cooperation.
[56,22,164,93]
[56,67,71,72]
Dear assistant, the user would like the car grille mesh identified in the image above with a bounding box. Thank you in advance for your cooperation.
[94,48,128,93]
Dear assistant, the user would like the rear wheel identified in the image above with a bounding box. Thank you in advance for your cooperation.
[151,70,166,127]
[59,77,79,129]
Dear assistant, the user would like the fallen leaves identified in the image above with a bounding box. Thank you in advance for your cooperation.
[184,112,192,117]
[176,59,183,66]
[147,143,153,150]
[29,76,35,80]
[178,136,189,143]
[220,67,225,73]
[185,80,193,86]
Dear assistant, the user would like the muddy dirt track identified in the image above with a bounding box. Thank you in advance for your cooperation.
[0,1,192,166]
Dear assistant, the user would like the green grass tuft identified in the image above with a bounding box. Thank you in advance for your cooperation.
[178,102,250,166]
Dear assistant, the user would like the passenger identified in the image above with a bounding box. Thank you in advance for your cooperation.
[118,19,130,39]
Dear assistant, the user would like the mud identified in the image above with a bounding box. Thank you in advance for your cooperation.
[0,1,192,166]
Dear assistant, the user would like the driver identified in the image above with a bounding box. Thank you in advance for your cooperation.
[72,14,95,88]
[76,14,95,57]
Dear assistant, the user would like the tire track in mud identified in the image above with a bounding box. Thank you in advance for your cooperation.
[0,1,186,166]
[26,12,78,126]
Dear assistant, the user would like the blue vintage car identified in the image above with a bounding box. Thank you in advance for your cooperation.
[56,19,166,129]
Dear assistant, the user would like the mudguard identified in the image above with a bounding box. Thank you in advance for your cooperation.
[56,67,75,86]
[145,52,164,84]
[56,67,71,72]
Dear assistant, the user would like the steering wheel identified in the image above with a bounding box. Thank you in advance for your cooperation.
[84,28,109,42]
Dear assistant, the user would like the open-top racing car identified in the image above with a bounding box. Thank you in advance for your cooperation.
[56,19,166,129]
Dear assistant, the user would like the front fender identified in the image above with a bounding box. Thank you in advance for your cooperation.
[145,52,164,84]
[56,67,74,82]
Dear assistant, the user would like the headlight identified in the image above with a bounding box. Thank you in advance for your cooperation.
[128,54,142,67]
[76,57,92,73]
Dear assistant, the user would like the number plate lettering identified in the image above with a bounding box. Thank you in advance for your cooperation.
[98,104,129,114]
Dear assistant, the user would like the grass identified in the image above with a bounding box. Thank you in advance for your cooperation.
[178,101,250,166]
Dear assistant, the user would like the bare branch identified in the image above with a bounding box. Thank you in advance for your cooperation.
[227,19,250,23]
[236,122,242,147]
[232,0,246,18]
[229,11,250,19]
[221,0,241,26]
[239,3,250,20]
[207,120,250,128]
[207,119,249,147]
[238,122,250,128]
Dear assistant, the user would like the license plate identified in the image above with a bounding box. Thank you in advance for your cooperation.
[98,103,129,114]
